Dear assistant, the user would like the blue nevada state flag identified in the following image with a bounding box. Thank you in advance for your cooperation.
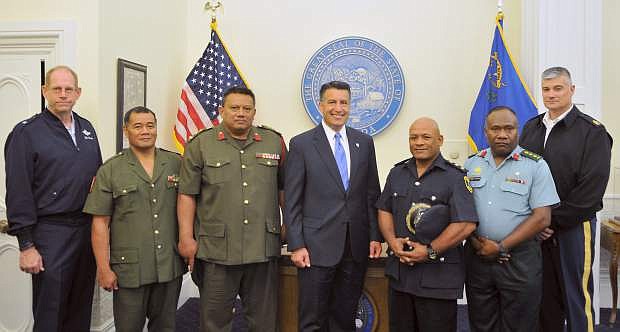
[467,12,537,152]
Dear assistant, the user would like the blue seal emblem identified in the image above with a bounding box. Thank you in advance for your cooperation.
[355,291,378,331]
[301,36,405,136]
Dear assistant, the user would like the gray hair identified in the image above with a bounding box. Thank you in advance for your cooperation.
[541,67,572,85]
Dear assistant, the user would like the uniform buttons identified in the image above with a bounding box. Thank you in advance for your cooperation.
[121,256,126,261]
[241,164,247,169]
[53,191,57,195]
[440,257,445,262]
[267,161,272,165]
[414,181,420,186]
[151,183,155,188]
[243,182,248,187]
[488,201,492,205]
[154,230,159,234]
[243,200,249,205]
[122,189,127,194]
[240,150,245,154]
[216,162,221,167]
[243,219,249,224]
[152,198,157,203]
[154,214,159,218]
[157,244,162,249]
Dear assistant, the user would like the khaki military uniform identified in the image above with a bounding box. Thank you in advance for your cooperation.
[84,148,186,332]
[179,124,286,332]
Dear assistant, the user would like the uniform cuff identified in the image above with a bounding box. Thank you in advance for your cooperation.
[16,229,35,251]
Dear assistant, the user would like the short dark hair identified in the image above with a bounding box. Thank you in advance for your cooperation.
[485,106,518,128]
[319,81,351,101]
[222,86,255,106]
[124,106,157,126]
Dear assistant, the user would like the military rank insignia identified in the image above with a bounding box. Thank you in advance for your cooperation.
[464,176,473,193]
[167,174,180,188]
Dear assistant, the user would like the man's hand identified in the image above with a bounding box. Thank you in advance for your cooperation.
[291,247,311,268]
[537,227,554,241]
[387,237,410,259]
[97,268,118,292]
[369,241,382,258]
[476,237,500,258]
[178,237,198,271]
[19,247,44,274]
[469,235,483,251]
[407,241,429,264]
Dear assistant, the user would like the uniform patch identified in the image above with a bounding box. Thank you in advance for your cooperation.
[167,174,180,187]
[505,177,526,185]
[464,176,473,193]
[256,153,280,160]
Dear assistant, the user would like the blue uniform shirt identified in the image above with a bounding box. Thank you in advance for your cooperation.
[4,109,102,248]
[464,146,559,241]
[376,154,478,299]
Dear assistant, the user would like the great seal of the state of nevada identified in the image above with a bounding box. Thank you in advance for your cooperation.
[301,36,405,136]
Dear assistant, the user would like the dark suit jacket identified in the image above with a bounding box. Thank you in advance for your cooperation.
[284,124,381,267]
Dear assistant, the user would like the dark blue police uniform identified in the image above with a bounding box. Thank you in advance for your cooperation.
[5,108,102,331]
[376,154,478,332]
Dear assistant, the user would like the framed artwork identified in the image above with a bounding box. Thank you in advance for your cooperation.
[116,58,147,152]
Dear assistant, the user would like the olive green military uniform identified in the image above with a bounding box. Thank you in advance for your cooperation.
[179,124,286,332]
[84,148,186,332]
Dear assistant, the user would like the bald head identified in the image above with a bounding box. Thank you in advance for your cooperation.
[409,117,443,163]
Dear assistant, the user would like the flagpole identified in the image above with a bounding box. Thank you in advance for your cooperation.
[497,0,504,13]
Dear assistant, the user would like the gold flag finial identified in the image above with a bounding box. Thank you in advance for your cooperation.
[204,1,222,23]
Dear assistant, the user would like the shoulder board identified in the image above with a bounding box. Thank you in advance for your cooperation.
[102,151,125,165]
[187,128,212,143]
[394,158,410,167]
[159,148,181,156]
[467,153,477,159]
[447,161,467,173]
[577,112,604,127]
[257,124,283,136]
[17,113,41,127]
[520,149,542,161]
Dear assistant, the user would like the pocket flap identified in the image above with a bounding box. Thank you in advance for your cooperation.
[204,223,226,237]
[205,160,231,168]
[500,181,528,195]
[113,184,138,198]
[265,222,281,234]
[257,158,279,167]
[110,248,139,264]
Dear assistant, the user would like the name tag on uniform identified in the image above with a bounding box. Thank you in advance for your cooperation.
[256,153,280,160]
[505,177,526,185]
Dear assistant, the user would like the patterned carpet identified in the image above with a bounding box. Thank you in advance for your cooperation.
[175,297,620,331]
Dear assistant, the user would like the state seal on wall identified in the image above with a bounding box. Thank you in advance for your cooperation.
[301,36,405,136]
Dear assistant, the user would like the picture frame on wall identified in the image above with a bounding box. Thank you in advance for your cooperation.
[116,58,147,152]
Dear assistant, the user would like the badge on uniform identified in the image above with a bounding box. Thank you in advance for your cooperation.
[82,129,95,140]
[505,177,526,185]
[464,176,473,193]
[167,174,180,188]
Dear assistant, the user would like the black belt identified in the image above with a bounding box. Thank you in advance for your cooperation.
[39,211,90,225]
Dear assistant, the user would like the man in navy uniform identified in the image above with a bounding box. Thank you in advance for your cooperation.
[376,117,477,332]
[4,65,102,331]
[520,67,612,332]
[465,106,559,332]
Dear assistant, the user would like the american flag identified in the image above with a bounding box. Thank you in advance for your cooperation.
[174,23,247,151]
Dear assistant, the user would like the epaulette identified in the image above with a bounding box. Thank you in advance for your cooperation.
[187,128,212,143]
[102,151,125,165]
[577,112,604,127]
[159,148,181,156]
[18,113,41,127]
[257,124,283,137]
[520,149,542,161]
[447,161,467,173]
[394,158,410,167]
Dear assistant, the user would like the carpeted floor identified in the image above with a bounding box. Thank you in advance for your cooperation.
[175,297,620,331]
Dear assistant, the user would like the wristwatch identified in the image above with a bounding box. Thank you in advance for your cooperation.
[426,244,438,261]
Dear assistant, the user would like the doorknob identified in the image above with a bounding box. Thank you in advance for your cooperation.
[0,219,8,233]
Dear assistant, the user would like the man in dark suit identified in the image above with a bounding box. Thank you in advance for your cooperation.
[284,81,382,331]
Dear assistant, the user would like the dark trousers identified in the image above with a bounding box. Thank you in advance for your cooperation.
[113,276,182,332]
[199,260,278,332]
[465,240,542,332]
[297,238,368,332]
[31,221,95,332]
[539,218,596,332]
[388,287,456,332]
